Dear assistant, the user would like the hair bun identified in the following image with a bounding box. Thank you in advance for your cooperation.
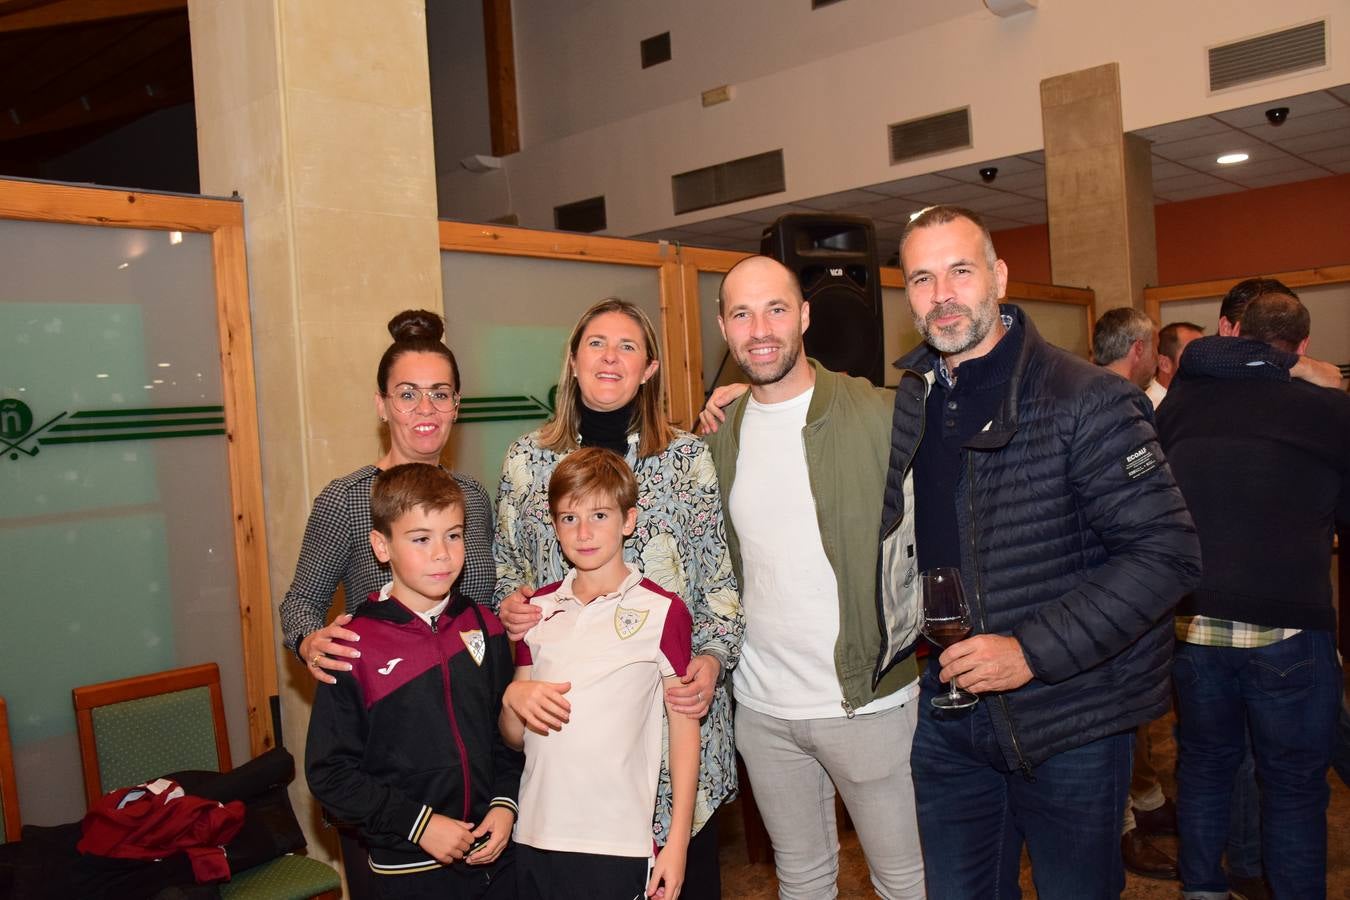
[388,309,445,344]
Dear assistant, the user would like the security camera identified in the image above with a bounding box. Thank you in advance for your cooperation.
[979,166,999,183]
[1265,107,1290,126]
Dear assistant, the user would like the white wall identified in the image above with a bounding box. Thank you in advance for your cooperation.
[464,0,1350,237]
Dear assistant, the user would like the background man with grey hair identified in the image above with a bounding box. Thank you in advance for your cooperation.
[1092,306,1159,394]
[1091,305,1183,883]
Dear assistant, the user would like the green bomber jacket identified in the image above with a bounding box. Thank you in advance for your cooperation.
[705,359,919,714]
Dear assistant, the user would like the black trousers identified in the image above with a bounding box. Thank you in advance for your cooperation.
[682,807,722,899]
[517,844,649,900]
[369,852,514,900]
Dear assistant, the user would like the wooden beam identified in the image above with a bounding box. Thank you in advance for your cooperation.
[0,177,240,231]
[439,220,671,267]
[0,0,184,33]
[482,0,518,156]
[1142,264,1350,305]
[213,219,278,757]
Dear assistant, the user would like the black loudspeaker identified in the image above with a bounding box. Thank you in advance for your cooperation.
[761,213,884,386]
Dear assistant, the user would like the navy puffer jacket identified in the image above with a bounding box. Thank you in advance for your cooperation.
[882,306,1200,773]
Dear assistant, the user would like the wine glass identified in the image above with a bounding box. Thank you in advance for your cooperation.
[921,567,978,710]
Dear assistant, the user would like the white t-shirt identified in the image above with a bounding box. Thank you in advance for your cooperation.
[514,564,692,858]
[1146,379,1167,409]
[729,388,908,719]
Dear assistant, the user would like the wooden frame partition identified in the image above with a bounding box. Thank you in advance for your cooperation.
[0,178,276,757]
[0,696,20,837]
[1142,263,1350,322]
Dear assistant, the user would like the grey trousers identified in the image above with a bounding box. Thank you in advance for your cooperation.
[735,700,926,900]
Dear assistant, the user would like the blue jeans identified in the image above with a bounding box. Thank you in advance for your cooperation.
[1173,630,1341,899]
[911,689,1131,900]
[1225,732,1262,880]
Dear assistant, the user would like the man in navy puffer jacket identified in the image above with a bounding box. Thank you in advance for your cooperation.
[880,206,1201,899]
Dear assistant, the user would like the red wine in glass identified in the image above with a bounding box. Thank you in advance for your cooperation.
[921,567,979,709]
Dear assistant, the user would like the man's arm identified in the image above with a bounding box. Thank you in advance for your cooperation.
[1013,379,1202,683]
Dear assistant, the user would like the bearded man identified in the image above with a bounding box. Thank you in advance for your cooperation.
[882,206,1202,899]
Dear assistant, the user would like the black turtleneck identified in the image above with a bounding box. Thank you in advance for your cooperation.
[913,316,1024,573]
[578,399,637,455]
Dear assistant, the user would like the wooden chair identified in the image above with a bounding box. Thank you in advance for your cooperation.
[0,696,21,843]
[73,663,340,900]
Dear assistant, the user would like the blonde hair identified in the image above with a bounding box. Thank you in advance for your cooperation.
[537,298,675,459]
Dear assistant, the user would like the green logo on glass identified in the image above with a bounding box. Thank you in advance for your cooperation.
[1,400,225,461]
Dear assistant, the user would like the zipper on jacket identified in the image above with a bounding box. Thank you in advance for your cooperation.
[965,454,1034,781]
[882,372,927,541]
[432,622,473,820]
[800,425,856,717]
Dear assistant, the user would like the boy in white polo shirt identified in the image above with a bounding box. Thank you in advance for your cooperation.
[499,447,698,900]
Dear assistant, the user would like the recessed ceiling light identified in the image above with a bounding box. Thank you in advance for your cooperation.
[1217,152,1249,165]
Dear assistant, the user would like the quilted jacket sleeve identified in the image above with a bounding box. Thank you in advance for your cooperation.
[1013,376,1202,684]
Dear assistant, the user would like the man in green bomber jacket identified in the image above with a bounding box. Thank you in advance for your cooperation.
[702,255,924,899]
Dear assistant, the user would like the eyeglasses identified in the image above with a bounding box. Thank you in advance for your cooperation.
[385,388,460,413]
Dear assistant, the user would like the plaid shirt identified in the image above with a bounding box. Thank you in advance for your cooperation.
[1174,614,1301,649]
[280,465,495,651]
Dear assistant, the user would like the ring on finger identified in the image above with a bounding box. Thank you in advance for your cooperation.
[310,653,323,668]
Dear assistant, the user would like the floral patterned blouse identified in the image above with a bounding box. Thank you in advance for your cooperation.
[494,428,744,843]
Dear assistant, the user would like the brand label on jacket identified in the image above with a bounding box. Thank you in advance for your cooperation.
[1121,444,1160,480]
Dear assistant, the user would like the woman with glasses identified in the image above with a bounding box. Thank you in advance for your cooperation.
[280,309,495,679]
[279,310,497,899]
[494,298,743,898]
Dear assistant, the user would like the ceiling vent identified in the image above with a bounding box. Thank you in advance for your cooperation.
[1208,21,1326,92]
[554,196,606,233]
[672,149,785,215]
[888,107,972,165]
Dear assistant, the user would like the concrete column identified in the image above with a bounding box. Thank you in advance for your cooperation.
[188,0,443,868]
[1041,63,1157,312]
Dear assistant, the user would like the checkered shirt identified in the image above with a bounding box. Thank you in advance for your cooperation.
[279,465,495,651]
[1174,614,1301,649]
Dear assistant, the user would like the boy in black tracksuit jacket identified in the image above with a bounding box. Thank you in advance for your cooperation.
[306,464,522,899]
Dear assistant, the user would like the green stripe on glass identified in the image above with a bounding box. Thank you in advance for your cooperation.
[69,406,224,418]
[39,428,226,445]
[51,417,225,431]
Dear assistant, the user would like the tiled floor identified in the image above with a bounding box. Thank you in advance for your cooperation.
[719,711,1350,898]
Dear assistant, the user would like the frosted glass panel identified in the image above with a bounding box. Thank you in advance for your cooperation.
[697,270,748,397]
[0,219,246,825]
[1016,299,1090,358]
[440,252,663,489]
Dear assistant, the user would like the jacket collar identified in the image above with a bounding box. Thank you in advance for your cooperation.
[892,304,1043,451]
[356,584,470,626]
[727,356,834,439]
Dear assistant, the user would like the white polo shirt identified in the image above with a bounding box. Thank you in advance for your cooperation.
[513,563,693,858]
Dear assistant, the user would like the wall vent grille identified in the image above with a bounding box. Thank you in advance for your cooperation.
[888,107,972,165]
[1209,21,1326,92]
[672,149,785,215]
[640,32,671,69]
[554,196,606,233]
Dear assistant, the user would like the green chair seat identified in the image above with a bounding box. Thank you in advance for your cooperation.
[221,854,341,900]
